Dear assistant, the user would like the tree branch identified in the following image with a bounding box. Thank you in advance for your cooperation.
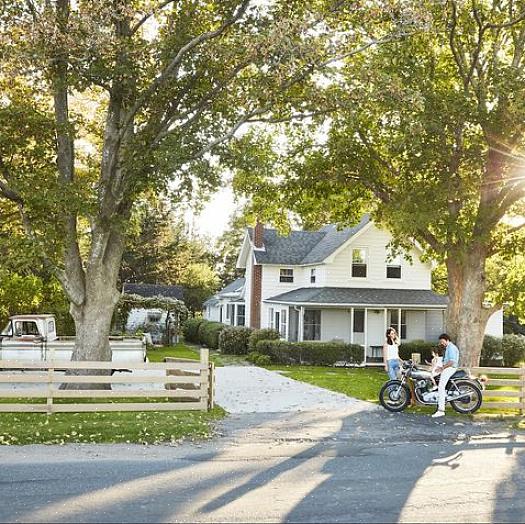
[120,0,251,140]
[130,0,178,35]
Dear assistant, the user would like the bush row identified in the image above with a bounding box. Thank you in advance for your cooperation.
[254,340,364,366]
[182,318,225,349]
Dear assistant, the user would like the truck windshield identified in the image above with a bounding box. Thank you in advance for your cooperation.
[14,321,40,336]
[1,322,13,336]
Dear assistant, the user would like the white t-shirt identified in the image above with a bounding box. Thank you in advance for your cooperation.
[431,356,443,376]
[385,343,399,361]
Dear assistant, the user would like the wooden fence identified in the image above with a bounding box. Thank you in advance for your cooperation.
[0,349,214,413]
[472,366,525,413]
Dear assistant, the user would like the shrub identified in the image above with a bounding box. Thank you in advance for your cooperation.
[398,340,437,364]
[254,340,364,366]
[197,320,225,349]
[502,334,525,367]
[248,328,280,352]
[182,318,204,343]
[219,326,253,355]
[480,335,504,366]
[247,351,272,366]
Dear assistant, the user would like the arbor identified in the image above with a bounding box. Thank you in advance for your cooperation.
[1,1,393,368]
[232,1,525,367]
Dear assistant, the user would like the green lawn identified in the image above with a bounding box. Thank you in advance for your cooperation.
[147,343,250,367]
[0,407,226,445]
[268,365,525,418]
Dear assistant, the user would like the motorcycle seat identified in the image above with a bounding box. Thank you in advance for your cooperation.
[451,369,467,380]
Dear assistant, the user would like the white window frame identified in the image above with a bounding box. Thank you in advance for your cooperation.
[280,309,287,339]
[268,307,274,329]
[310,268,316,284]
[279,268,294,283]
[386,254,402,279]
[351,248,368,279]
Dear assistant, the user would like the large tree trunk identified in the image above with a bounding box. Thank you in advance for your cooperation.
[61,228,125,390]
[445,247,493,368]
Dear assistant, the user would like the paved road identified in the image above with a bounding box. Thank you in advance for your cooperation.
[1,407,524,523]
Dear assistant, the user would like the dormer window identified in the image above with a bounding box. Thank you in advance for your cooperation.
[351,248,367,278]
[280,268,294,283]
[310,268,316,284]
[387,255,402,279]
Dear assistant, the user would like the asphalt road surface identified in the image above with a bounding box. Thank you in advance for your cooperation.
[1,406,524,523]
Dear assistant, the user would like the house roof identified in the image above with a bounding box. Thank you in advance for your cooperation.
[203,278,245,308]
[122,283,184,300]
[265,287,448,307]
[248,215,371,265]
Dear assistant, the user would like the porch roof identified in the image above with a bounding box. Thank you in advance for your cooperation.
[265,287,448,308]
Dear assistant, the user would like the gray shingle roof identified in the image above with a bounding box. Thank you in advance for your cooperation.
[265,287,448,307]
[217,277,245,296]
[248,215,370,265]
[122,283,184,300]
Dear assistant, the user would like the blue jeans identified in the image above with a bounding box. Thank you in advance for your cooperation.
[387,359,400,380]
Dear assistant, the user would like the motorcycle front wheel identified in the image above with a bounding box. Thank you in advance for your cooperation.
[379,380,411,412]
[449,380,483,414]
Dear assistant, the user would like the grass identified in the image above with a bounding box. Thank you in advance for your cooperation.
[267,365,525,418]
[0,406,226,445]
[147,343,251,367]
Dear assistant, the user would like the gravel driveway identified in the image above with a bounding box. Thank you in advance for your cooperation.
[215,366,375,413]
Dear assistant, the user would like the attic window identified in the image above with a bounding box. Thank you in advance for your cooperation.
[387,255,402,279]
[280,268,294,283]
[351,248,368,278]
[310,268,316,284]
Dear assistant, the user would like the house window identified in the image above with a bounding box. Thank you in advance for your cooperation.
[352,248,367,278]
[387,255,402,279]
[280,268,294,283]
[303,310,321,340]
[389,309,407,340]
[147,312,162,323]
[227,304,235,325]
[353,310,365,333]
[310,268,316,284]
[280,309,287,338]
[236,305,245,326]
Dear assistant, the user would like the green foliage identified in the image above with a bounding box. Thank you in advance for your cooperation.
[248,328,280,352]
[182,318,205,344]
[246,351,272,366]
[502,335,525,367]
[218,326,253,355]
[480,336,504,367]
[197,320,226,350]
[255,340,364,366]
[398,341,438,364]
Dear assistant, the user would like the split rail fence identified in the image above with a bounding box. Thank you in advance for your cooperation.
[472,366,525,414]
[0,348,214,413]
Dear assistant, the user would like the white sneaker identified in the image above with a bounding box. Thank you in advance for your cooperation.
[431,410,445,418]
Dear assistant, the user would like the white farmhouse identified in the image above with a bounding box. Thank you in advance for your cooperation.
[205,215,503,364]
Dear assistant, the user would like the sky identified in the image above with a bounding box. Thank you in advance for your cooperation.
[186,185,237,240]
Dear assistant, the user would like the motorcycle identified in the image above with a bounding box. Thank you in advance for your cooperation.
[379,360,484,414]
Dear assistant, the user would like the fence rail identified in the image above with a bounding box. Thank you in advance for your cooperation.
[0,349,214,413]
[472,366,525,413]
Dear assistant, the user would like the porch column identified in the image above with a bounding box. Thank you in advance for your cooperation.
[398,308,402,339]
[383,308,388,333]
[350,308,354,344]
[234,304,238,326]
[364,308,368,365]
[299,306,304,342]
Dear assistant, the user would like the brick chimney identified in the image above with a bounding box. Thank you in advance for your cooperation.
[254,220,264,249]
[250,221,264,328]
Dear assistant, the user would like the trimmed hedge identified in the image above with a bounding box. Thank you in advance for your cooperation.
[255,340,364,366]
[197,320,225,350]
[219,326,254,355]
[398,340,437,364]
[480,335,503,366]
[502,334,525,367]
[247,351,272,366]
[182,318,205,343]
[248,328,280,352]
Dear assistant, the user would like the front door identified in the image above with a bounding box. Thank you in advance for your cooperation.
[366,309,385,363]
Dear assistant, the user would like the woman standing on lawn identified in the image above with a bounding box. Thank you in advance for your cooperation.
[383,327,401,380]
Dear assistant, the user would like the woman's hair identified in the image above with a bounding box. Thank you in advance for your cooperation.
[386,327,398,345]
[433,346,444,357]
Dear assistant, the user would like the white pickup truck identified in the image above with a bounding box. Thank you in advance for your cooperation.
[0,314,146,363]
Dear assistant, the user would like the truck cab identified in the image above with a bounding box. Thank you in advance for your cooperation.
[1,315,58,342]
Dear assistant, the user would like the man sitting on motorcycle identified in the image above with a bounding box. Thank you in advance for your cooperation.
[431,333,460,418]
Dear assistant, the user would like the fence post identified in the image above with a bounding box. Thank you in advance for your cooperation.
[200,348,209,410]
[208,361,215,410]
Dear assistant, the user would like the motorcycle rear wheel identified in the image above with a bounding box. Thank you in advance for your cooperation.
[449,380,483,414]
[379,380,411,412]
